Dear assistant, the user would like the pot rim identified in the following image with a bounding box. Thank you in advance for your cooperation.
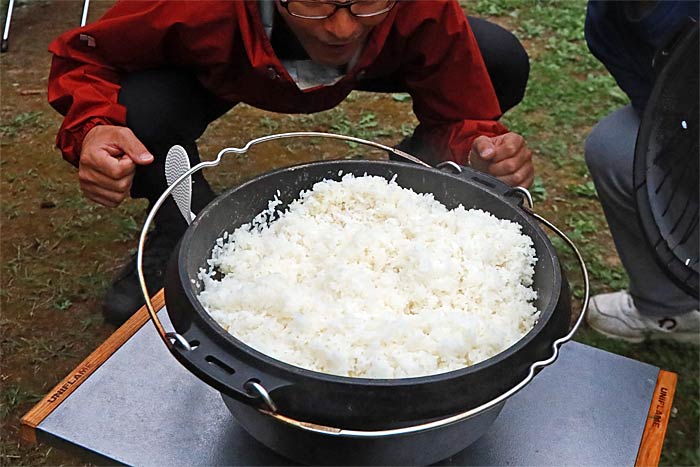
[175,159,565,387]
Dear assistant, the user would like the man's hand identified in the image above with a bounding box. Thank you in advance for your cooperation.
[468,132,534,188]
[79,125,154,207]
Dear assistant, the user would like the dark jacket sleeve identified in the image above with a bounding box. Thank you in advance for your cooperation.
[585,0,699,115]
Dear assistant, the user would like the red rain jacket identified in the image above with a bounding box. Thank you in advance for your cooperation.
[48,0,508,167]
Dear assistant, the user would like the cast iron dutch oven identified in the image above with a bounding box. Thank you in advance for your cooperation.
[138,133,588,465]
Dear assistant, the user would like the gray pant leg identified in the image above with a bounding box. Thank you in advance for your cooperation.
[585,105,699,316]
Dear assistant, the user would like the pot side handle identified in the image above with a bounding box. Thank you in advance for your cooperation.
[165,320,286,412]
[436,161,532,208]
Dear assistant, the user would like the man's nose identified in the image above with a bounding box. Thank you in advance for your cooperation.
[324,8,362,41]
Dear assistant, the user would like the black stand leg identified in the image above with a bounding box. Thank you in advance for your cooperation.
[2,0,14,53]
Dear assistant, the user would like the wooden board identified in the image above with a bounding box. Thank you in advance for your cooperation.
[19,290,165,444]
[635,370,678,467]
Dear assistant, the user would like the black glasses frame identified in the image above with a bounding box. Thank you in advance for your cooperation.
[278,0,397,20]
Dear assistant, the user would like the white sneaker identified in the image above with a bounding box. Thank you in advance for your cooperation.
[586,291,700,345]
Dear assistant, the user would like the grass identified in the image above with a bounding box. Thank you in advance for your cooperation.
[1,386,42,421]
[330,111,393,149]
[0,111,45,138]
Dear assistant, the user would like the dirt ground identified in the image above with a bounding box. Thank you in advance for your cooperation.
[1,1,698,466]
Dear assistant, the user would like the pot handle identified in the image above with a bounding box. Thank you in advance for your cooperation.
[137,131,496,350]
[137,132,434,350]
[252,205,589,436]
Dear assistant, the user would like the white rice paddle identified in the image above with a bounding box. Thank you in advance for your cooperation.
[165,145,196,224]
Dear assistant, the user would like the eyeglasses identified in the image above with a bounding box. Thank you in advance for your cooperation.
[279,0,397,20]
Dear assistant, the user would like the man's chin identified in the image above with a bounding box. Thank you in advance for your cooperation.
[309,48,358,67]
[316,58,350,67]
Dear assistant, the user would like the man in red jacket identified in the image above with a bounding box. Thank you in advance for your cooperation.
[49,0,533,325]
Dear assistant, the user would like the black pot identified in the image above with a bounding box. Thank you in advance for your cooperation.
[163,160,571,436]
[222,392,506,466]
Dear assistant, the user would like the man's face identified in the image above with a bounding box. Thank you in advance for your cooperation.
[276,1,391,67]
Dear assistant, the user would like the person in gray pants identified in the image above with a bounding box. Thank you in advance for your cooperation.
[583,0,699,344]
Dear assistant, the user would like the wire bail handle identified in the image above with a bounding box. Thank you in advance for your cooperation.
[137,131,431,349]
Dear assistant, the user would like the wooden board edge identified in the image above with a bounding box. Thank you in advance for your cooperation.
[19,289,166,444]
[635,369,678,467]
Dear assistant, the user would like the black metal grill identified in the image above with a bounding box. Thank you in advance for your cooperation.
[634,22,699,298]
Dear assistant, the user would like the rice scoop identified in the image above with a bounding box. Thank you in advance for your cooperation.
[198,174,539,379]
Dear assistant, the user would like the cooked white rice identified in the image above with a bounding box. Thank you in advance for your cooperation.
[197,174,538,379]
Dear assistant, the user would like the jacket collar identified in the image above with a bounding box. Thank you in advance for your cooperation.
[245,0,398,86]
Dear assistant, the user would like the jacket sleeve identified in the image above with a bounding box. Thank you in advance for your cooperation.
[47,1,232,166]
[400,1,508,166]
